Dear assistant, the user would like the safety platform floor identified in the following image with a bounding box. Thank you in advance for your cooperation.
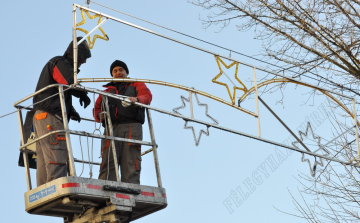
[24,176,167,222]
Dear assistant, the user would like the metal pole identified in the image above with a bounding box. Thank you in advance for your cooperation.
[73,4,78,84]
[20,129,153,150]
[189,91,194,119]
[40,85,357,167]
[253,67,261,137]
[78,78,257,117]
[74,158,101,165]
[78,18,108,45]
[258,96,311,152]
[103,96,120,182]
[323,126,354,147]
[141,148,154,156]
[352,99,360,163]
[17,109,32,191]
[58,86,77,176]
[146,109,163,188]
[14,84,66,107]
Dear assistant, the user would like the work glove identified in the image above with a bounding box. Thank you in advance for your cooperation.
[79,94,91,108]
[121,100,131,107]
[70,109,81,123]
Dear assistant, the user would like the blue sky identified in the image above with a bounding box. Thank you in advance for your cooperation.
[0,1,350,222]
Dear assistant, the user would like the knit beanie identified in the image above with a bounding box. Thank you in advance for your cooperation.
[110,60,129,76]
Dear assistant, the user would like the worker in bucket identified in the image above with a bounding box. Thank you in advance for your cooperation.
[93,60,152,184]
[33,37,92,186]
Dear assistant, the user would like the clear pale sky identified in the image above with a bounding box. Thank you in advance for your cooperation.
[0,0,344,222]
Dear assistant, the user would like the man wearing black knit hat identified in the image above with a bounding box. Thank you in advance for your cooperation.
[93,60,152,184]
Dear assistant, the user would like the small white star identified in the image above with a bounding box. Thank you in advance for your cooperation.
[173,93,218,146]
[292,122,330,177]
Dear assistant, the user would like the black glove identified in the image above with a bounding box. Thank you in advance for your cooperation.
[79,94,91,108]
[70,109,81,123]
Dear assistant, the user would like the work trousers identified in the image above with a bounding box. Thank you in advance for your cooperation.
[99,123,142,184]
[33,110,68,186]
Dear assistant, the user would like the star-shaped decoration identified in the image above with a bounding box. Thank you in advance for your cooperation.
[173,93,218,146]
[213,55,248,105]
[292,122,330,177]
[76,9,109,49]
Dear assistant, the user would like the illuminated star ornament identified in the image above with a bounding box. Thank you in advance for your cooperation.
[291,122,330,177]
[213,55,248,105]
[76,9,109,49]
[173,93,219,146]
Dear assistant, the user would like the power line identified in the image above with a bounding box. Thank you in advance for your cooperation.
[90,0,360,96]
[0,88,71,120]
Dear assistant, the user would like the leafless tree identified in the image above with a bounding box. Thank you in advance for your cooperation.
[191,0,360,221]
[191,0,360,95]
[285,161,360,222]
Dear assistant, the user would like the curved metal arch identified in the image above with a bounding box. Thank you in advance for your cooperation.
[239,78,358,125]
[78,78,258,117]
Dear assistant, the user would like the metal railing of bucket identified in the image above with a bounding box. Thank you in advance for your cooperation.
[14,83,162,191]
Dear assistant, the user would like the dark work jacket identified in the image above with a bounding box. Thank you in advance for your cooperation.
[33,39,91,120]
[93,81,152,125]
[108,82,145,124]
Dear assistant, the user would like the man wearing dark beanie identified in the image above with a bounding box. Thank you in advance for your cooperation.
[110,60,129,75]
[93,60,152,184]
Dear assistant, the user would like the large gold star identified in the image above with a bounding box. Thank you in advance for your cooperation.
[76,9,109,49]
[212,55,248,105]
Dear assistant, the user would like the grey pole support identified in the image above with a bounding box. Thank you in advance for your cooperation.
[352,99,360,163]
[103,96,120,182]
[253,67,261,137]
[17,109,32,191]
[58,86,77,177]
[72,4,78,84]
[78,18,108,46]
[258,96,311,152]
[189,91,194,119]
[146,109,163,188]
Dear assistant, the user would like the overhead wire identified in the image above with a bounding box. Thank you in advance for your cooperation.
[89,0,360,96]
[0,87,72,120]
